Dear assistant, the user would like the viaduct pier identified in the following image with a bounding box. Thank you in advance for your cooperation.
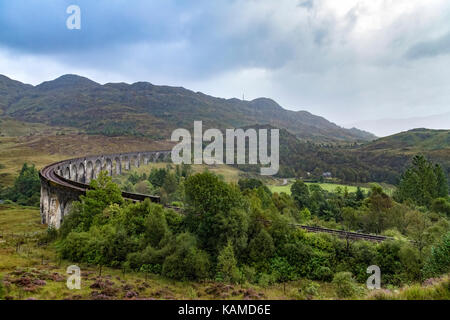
[39,150,171,228]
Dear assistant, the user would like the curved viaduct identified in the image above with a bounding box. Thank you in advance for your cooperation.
[39,150,390,242]
[39,150,171,228]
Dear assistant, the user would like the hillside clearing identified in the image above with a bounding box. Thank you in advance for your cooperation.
[268,183,371,194]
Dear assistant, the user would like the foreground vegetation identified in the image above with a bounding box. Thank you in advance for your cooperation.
[1,204,448,300]
[22,154,435,299]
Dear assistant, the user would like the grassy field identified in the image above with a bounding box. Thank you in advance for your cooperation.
[268,182,371,195]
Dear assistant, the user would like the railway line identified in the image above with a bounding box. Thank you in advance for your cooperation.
[40,160,161,203]
[296,225,390,242]
[40,155,390,242]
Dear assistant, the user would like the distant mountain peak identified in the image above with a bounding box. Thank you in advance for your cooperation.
[0,74,33,89]
[36,74,100,91]
[249,97,282,110]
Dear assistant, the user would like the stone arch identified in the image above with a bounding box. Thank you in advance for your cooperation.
[133,155,139,168]
[94,159,102,178]
[78,163,86,183]
[105,158,113,176]
[70,164,78,182]
[86,161,94,183]
[114,157,121,175]
[123,156,130,170]
[143,154,150,165]
[163,152,171,162]
[64,167,71,179]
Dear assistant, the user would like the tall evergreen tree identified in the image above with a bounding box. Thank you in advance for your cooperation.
[216,240,240,283]
[396,155,448,207]
[290,180,310,209]
[434,164,449,198]
[4,163,40,206]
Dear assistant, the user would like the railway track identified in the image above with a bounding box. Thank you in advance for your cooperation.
[256,218,390,242]
[296,225,390,242]
[40,161,160,203]
[41,160,390,242]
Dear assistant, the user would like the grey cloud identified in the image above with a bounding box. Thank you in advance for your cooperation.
[1,0,450,128]
[405,32,450,59]
[298,0,314,10]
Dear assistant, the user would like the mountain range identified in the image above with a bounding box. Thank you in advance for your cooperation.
[0,74,449,186]
[347,113,450,137]
[0,74,375,144]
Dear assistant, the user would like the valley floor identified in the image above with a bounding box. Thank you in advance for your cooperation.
[1,204,448,300]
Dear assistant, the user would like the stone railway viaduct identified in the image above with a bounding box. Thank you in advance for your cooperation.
[39,150,389,242]
[39,150,171,228]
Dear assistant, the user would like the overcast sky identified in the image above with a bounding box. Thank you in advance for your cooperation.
[1,0,449,136]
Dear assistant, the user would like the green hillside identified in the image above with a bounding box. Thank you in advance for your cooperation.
[269,127,450,188]
[0,74,375,144]
[363,128,450,151]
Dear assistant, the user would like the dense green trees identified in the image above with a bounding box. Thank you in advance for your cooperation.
[238,178,263,191]
[55,155,449,287]
[162,233,210,280]
[248,229,275,267]
[60,172,123,236]
[291,180,310,209]
[0,163,40,206]
[116,165,189,205]
[184,172,249,254]
[431,198,450,217]
[423,232,450,278]
[395,155,448,207]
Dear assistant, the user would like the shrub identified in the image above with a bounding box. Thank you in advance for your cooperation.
[332,272,358,298]
[38,226,59,245]
[248,229,275,266]
[366,289,393,300]
[289,288,306,300]
[299,208,311,222]
[216,241,240,283]
[258,273,275,288]
[423,232,450,278]
[431,198,450,217]
[164,208,184,234]
[240,265,257,284]
[144,205,168,248]
[162,233,210,280]
[398,278,450,300]
[304,281,320,297]
[127,244,168,269]
[375,240,404,285]
[312,266,333,282]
